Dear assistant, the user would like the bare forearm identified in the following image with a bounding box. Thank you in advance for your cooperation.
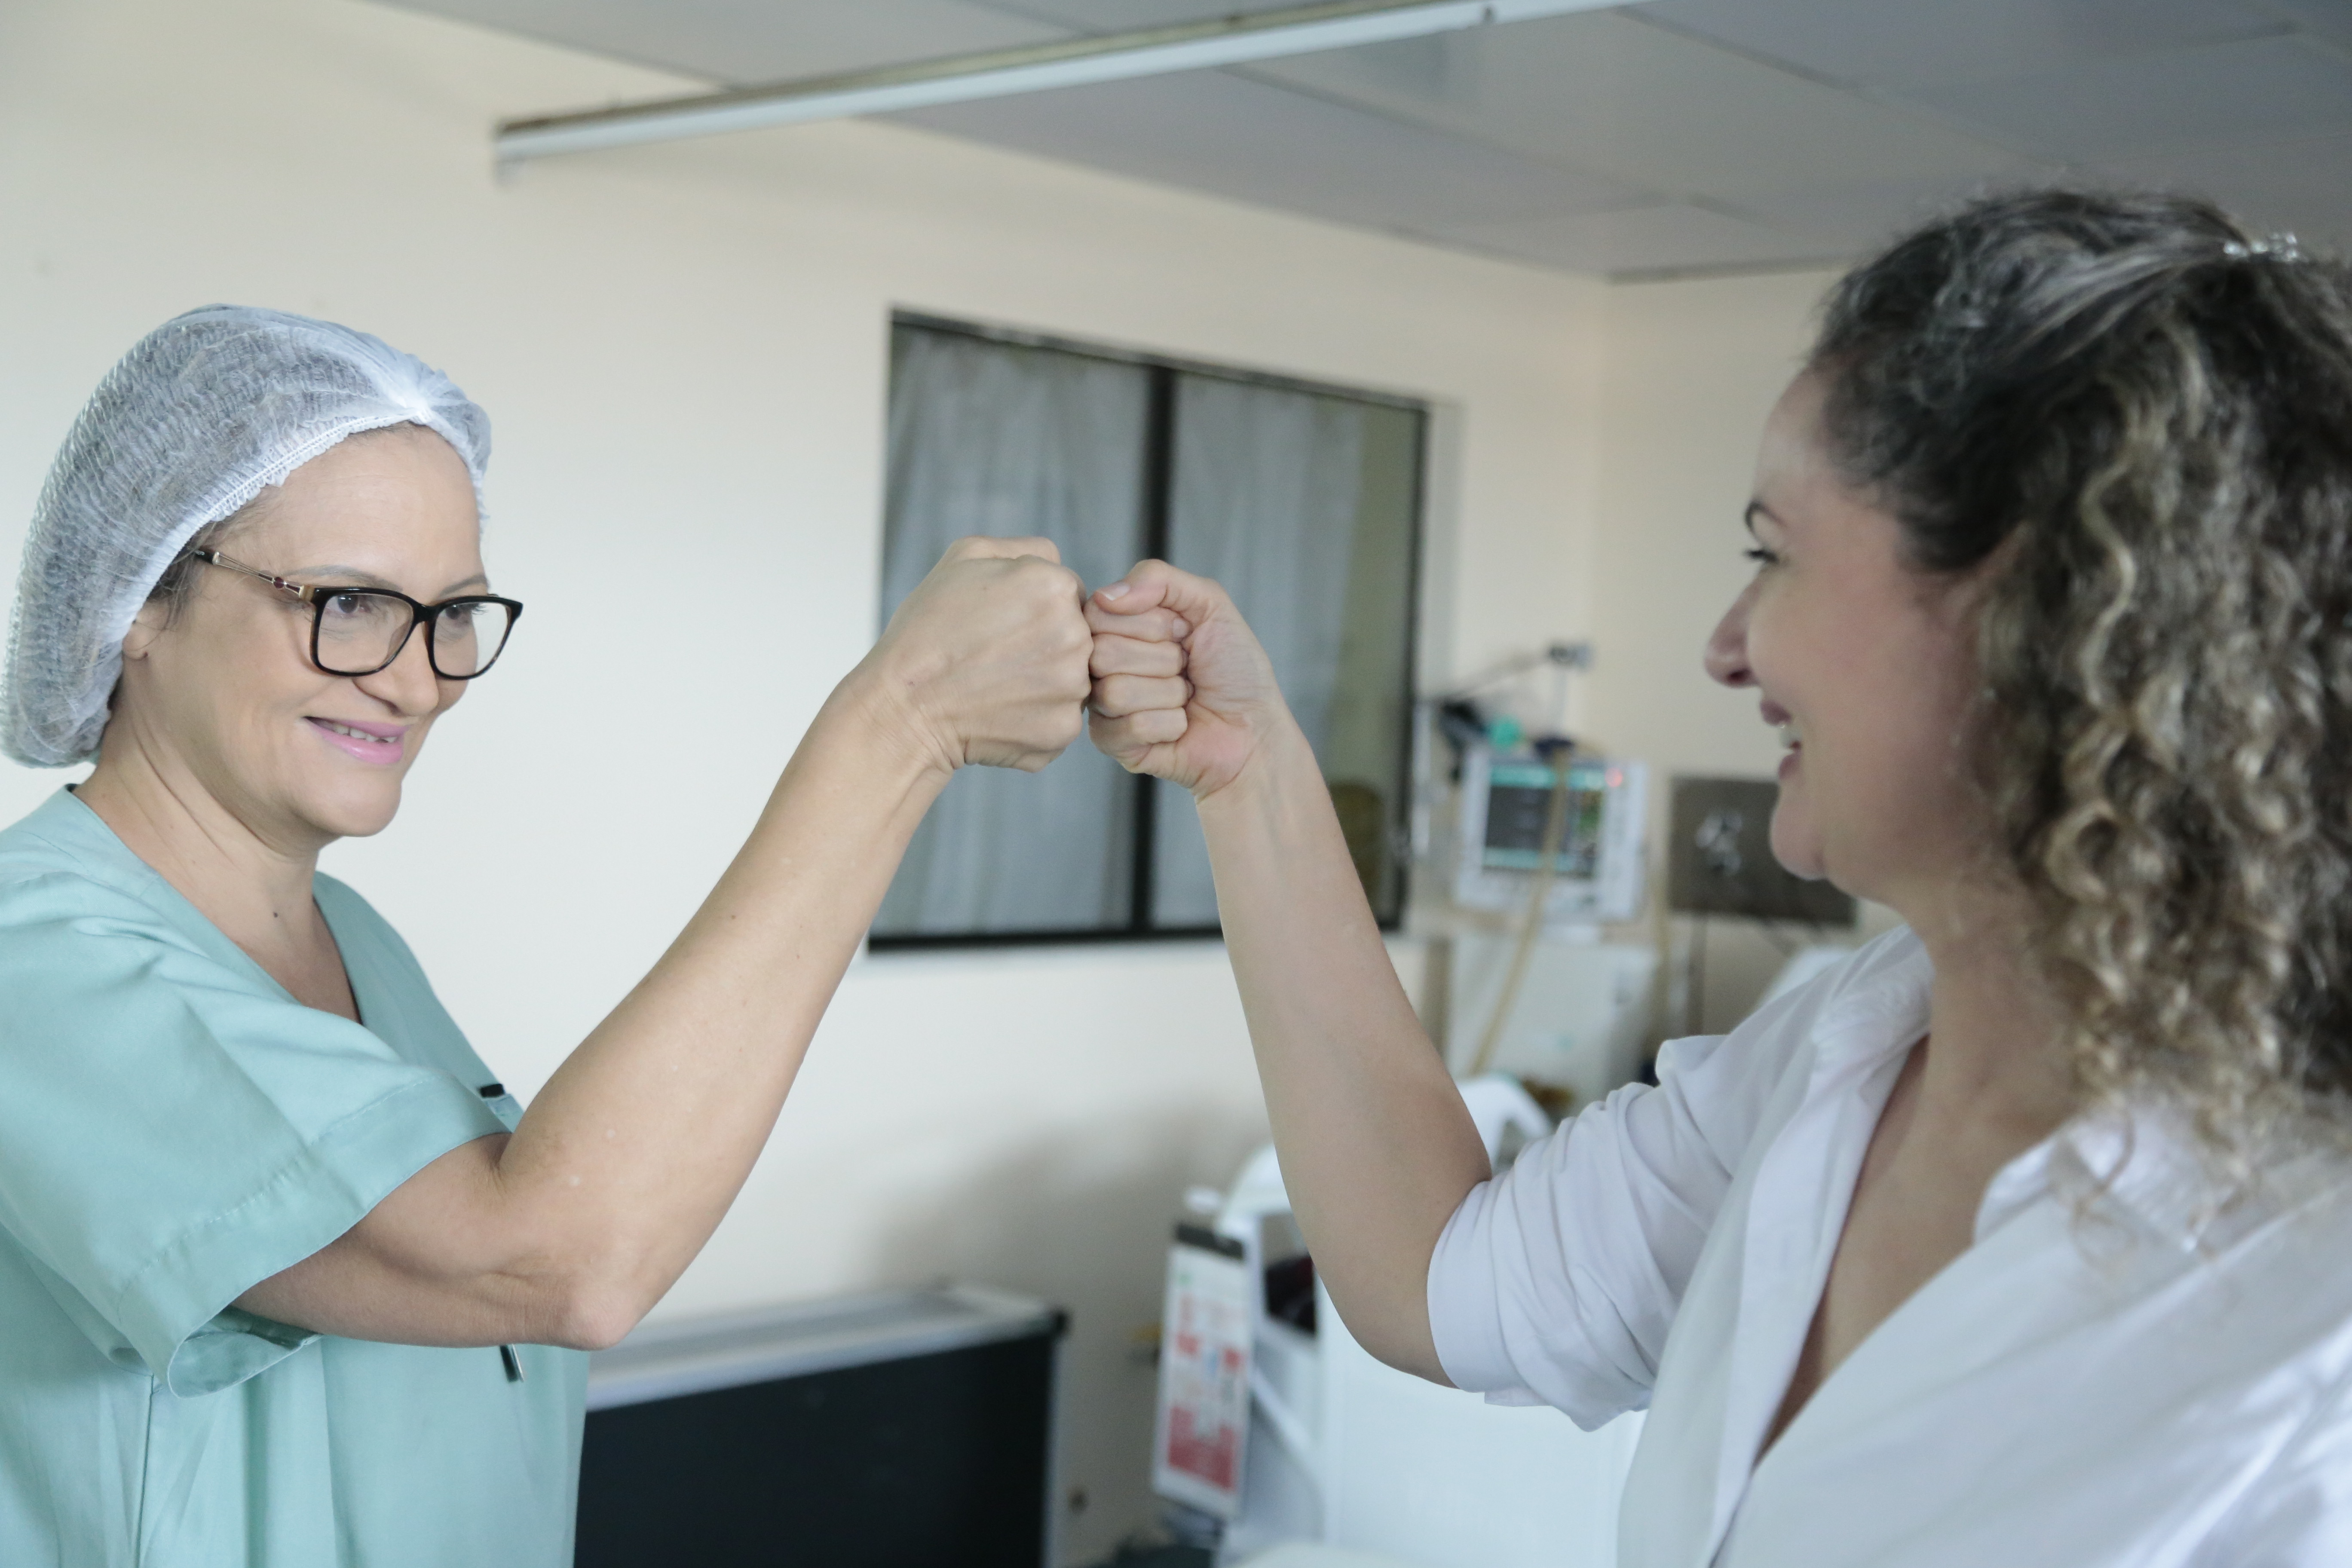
[1198,721,1488,1381]
[242,538,1093,1349]
[493,671,948,1334]
[246,671,951,1347]
[1085,560,1483,1376]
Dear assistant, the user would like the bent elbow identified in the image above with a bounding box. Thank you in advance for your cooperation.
[545,1279,652,1353]
[1360,1332,1453,1388]
[1322,1289,1451,1387]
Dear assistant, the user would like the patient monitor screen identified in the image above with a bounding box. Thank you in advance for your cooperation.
[1479,762,1609,879]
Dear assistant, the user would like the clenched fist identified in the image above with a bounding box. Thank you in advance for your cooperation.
[1085,559,1290,799]
[863,536,1093,775]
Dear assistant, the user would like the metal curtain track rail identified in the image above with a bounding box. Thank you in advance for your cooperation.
[494,0,1615,164]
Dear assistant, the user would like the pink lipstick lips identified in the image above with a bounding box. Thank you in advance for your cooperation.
[306,716,408,766]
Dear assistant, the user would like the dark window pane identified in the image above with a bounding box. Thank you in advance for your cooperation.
[1323,400,1422,921]
[1160,376,1421,925]
[872,321,1422,944]
[873,328,1147,937]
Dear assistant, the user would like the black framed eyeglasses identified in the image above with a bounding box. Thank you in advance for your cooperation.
[191,550,524,680]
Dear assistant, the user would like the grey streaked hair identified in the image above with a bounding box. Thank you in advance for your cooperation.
[1810,187,2352,1155]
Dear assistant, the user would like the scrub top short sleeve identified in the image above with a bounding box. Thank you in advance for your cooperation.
[0,865,502,1393]
[0,790,588,1567]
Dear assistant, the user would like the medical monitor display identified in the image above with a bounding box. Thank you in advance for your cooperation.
[1479,761,1612,879]
[1453,748,1647,926]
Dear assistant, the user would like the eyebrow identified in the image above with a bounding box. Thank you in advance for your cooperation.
[1743,502,1775,536]
[292,564,492,597]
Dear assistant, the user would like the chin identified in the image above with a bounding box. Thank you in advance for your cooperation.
[1768,800,1830,882]
[300,781,406,841]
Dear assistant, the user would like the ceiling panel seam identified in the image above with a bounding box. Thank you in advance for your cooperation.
[1219,60,1676,209]
[1619,9,2064,171]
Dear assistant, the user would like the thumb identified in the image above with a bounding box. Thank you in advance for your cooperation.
[1093,559,1224,625]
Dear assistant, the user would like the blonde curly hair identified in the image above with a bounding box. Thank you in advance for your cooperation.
[1812,188,2352,1157]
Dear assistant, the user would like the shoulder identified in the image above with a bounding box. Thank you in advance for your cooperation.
[0,796,263,1011]
[0,791,169,911]
[1653,924,1927,1113]
[2185,1167,2352,1554]
[0,806,199,951]
[1755,922,1928,1029]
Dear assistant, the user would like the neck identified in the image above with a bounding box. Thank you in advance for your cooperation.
[1898,876,2078,1147]
[76,729,325,955]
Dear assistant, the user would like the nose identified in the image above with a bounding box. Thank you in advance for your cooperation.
[355,622,453,717]
[1704,578,1758,690]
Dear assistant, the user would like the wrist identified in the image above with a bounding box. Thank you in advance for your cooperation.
[1195,708,1314,818]
[827,658,958,789]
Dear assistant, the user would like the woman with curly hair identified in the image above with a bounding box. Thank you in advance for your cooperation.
[1084,188,2352,1564]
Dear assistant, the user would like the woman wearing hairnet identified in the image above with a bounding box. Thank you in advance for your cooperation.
[0,306,1103,1564]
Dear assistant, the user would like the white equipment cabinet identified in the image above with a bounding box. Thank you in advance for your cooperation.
[1442,937,1658,1102]
[1194,1078,1644,1568]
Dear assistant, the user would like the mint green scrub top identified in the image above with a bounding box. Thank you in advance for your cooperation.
[0,790,588,1565]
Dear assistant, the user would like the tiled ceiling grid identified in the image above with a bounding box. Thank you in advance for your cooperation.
[385,0,2352,277]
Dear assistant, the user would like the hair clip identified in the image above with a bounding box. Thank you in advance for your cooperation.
[2221,233,2303,262]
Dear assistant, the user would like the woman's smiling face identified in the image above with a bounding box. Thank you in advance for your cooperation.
[1703,373,1990,910]
[110,424,485,852]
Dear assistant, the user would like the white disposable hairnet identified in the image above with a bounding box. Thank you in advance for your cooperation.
[3,305,490,767]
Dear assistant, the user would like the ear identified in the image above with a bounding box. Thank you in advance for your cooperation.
[120,598,170,662]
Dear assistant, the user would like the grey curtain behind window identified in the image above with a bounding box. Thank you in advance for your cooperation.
[1151,376,1369,926]
[872,329,1147,936]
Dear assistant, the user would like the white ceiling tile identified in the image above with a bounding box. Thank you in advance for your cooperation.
[1741,173,2074,250]
[377,0,1057,85]
[2255,0,2352,50]
[1442,201,1847,275]
[1898,34,2352,159]
[894,70,1651,233]
[1248,11,2036,203]
[2097,127,2352,247]
[1634,0,2281,92]
[382,0,2352,279]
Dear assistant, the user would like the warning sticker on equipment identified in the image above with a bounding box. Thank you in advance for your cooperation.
[1152,1226,1253,1519]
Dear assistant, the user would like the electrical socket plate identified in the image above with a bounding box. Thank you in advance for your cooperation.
[1666,775,1856,925]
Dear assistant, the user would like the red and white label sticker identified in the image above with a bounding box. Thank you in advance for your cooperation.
[1152,1234,1254,1519]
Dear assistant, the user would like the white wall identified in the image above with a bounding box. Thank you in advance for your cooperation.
[1583,268,1898,1028]
[0,2,1610,1558]
[1586,270,1835,780]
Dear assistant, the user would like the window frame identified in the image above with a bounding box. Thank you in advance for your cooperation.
[868,311,1428,951]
